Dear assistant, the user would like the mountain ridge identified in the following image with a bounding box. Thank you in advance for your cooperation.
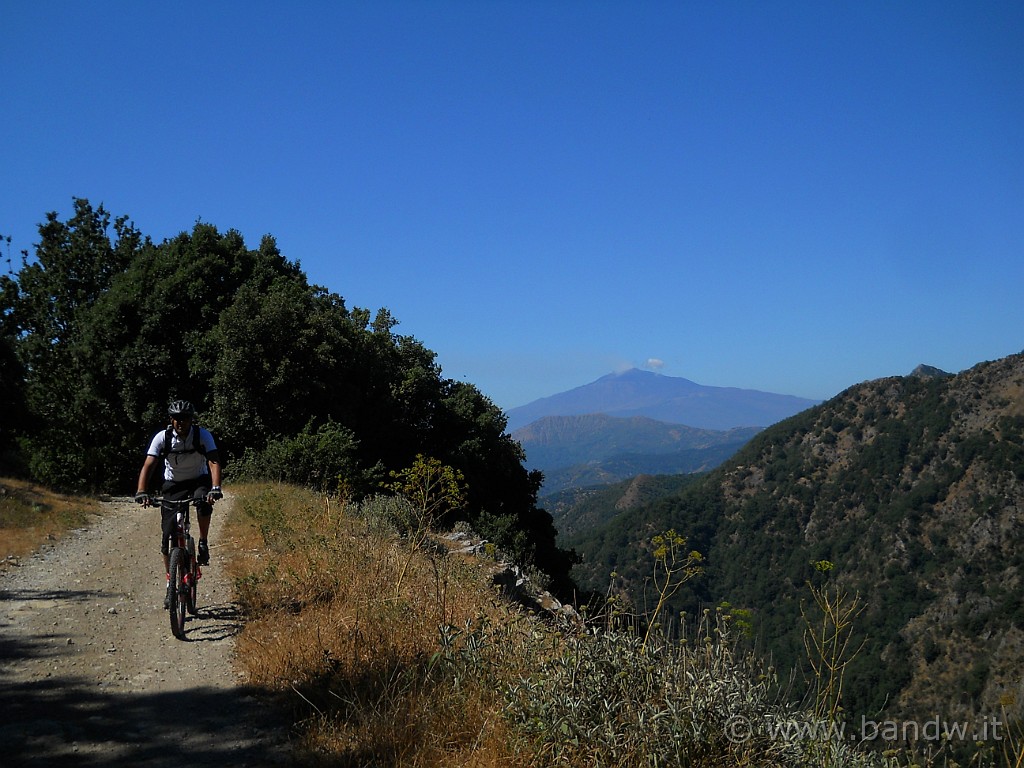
[564,351,1024,740]
[505,368,820,432]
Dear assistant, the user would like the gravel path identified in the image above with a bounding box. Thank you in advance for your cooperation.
[0,497,293,767]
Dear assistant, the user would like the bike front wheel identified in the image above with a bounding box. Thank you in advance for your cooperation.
[168,547,189,639]
[185,542,199,616]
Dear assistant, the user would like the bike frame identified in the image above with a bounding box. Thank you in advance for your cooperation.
[155,499,197,561]
[154,497,203,639]
[163,497,196,554]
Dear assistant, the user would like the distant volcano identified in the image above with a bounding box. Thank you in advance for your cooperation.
[505,369,820,432]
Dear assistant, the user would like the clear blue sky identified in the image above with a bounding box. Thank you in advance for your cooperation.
[4,2,1022,409]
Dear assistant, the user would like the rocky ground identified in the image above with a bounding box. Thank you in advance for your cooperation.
[0,497,293,767]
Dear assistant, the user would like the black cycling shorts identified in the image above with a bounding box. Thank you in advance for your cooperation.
[159,476,213,555]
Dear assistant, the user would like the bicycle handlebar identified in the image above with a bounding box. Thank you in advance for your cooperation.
[138,495,216,508]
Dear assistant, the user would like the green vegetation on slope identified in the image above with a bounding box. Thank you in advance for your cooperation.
[568,355,1024,757]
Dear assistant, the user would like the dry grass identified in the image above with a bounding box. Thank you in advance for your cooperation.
[0,477,101,566]
[223,482,537,767]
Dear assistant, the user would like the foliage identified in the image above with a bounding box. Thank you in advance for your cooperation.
[383,455,467,594]
[3,199,574,587]
[3,200,145,488]
[229,420,361,492]
[384,454,467,531]
[499,613,893,768]
[568,354,1024,756]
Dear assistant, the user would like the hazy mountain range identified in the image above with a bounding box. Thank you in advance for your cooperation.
[507,369,819,495]
[505,368,820,433]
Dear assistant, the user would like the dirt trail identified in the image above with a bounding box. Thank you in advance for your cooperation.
[0,497,292,767]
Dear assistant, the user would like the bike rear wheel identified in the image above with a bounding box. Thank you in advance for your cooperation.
[168,547,189,639]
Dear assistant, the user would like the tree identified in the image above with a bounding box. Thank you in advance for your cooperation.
[4,199,577,590]
[211,280,372,450]
[0,248,29,470]
[9,199,144,488]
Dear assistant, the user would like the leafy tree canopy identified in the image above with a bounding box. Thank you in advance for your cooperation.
[2,199,574,589]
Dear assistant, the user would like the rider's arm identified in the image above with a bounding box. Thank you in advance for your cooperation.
[137,454,159,493]
[207,451,222,489]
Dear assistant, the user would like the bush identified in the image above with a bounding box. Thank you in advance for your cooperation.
[438,609,896,768]
[349,493,420,537]
[229,421,359,491]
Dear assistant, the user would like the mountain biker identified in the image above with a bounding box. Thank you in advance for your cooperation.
[134,400,223,607]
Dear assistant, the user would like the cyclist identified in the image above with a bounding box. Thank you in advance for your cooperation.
[135,400,223,607]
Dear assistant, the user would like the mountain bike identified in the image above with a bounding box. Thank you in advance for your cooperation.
[158,497,206,639]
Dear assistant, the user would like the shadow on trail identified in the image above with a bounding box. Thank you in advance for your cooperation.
[0,673,294,767]
[182,601,246,643]
[0,592,295,766]
[0,587,115,603]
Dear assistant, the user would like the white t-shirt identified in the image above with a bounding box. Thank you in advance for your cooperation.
[147,426,218,482]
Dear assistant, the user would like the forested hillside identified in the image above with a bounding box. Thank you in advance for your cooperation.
[569,354,1024,733]
[544,472,701,538]
[0,198,574,592]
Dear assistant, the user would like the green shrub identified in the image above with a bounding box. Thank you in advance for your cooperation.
[439,610,896,767]
[229,420,359,491]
